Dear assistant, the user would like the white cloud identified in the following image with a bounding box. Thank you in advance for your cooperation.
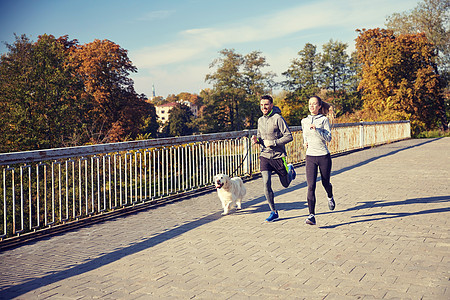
[130,4,323,69]
[130,0,420,97]
[130,0,393,69]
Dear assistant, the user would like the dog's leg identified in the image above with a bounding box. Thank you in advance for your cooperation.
[222,202,231,215]
[236,183,245,210]
[222,207,229,215]
[236,197,241,210]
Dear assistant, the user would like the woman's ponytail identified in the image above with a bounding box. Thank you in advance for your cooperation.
[311,96,334,125]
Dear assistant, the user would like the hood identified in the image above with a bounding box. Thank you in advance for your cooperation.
[307,114,324,121]
[267,106,282,117]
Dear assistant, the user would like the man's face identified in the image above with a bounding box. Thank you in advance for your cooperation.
[260,99,274,115]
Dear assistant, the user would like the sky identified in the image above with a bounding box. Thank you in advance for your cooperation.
[0,0,420,99]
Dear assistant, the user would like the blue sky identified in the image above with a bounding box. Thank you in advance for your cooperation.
[1,0,420,98]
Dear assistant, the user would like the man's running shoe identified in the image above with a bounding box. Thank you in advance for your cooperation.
[265,211,279,222]
[328,197,335,211]
[305,214,316,225]
[288,164,296,181]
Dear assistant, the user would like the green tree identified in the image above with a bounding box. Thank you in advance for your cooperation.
[282,43,321,95]
[320,39,350,94]
[280,43,322,124]
[164,103,195,136]
[203,49,273,132]
[196,89,223,133]
[205,49,245,132]
[0,34,81,152]
[322,47,363,118]
[241,51,276,128]
[347,51,363,92]
[137,98,159,140]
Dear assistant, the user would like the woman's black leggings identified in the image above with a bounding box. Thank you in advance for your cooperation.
[306,154,333,215]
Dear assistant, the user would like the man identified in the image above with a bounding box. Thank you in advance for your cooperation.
[251,95,296,222]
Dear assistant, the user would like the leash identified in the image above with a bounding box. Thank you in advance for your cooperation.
[229,150,249,178]
[213,136,252,189]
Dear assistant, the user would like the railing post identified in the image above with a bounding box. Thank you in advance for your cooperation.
[360,122,365,149]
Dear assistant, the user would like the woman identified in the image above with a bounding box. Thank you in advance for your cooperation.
[301,96,335,225]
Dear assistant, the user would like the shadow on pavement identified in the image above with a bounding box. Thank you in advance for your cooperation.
[319,195,450,229]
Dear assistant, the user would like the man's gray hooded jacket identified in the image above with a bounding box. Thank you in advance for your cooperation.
[256,106,293,159]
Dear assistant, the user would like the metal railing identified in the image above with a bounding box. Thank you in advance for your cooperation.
[0,121,410,240]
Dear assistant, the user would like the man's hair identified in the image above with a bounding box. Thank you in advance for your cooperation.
[260,95,273,103]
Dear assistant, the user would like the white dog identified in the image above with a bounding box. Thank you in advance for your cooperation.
[214,174,246,215]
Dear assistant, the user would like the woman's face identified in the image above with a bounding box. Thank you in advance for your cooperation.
[309,97,321,115]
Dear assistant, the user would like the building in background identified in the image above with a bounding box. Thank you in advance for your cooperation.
[155,102,177,124]
[155,100,198,124]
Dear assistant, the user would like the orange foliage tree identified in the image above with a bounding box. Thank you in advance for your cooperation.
[69,39,157,143]
[354,28,446,135]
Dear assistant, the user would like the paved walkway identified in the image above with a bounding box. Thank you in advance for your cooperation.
[0,138,449,300]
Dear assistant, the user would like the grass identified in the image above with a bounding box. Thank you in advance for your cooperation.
[415,129,450,138]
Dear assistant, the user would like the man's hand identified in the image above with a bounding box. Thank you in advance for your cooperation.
[264,140,276,147]
[251,135,258,145]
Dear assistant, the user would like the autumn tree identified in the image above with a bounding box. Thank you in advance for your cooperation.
[149,95,165,106]
[176,92,203,106]
[165,94,178,103]
[355,28,445,134]
[69,39,157,142]
[385,0,449,127]
[385,0,449,77]
[187,93,204,107]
